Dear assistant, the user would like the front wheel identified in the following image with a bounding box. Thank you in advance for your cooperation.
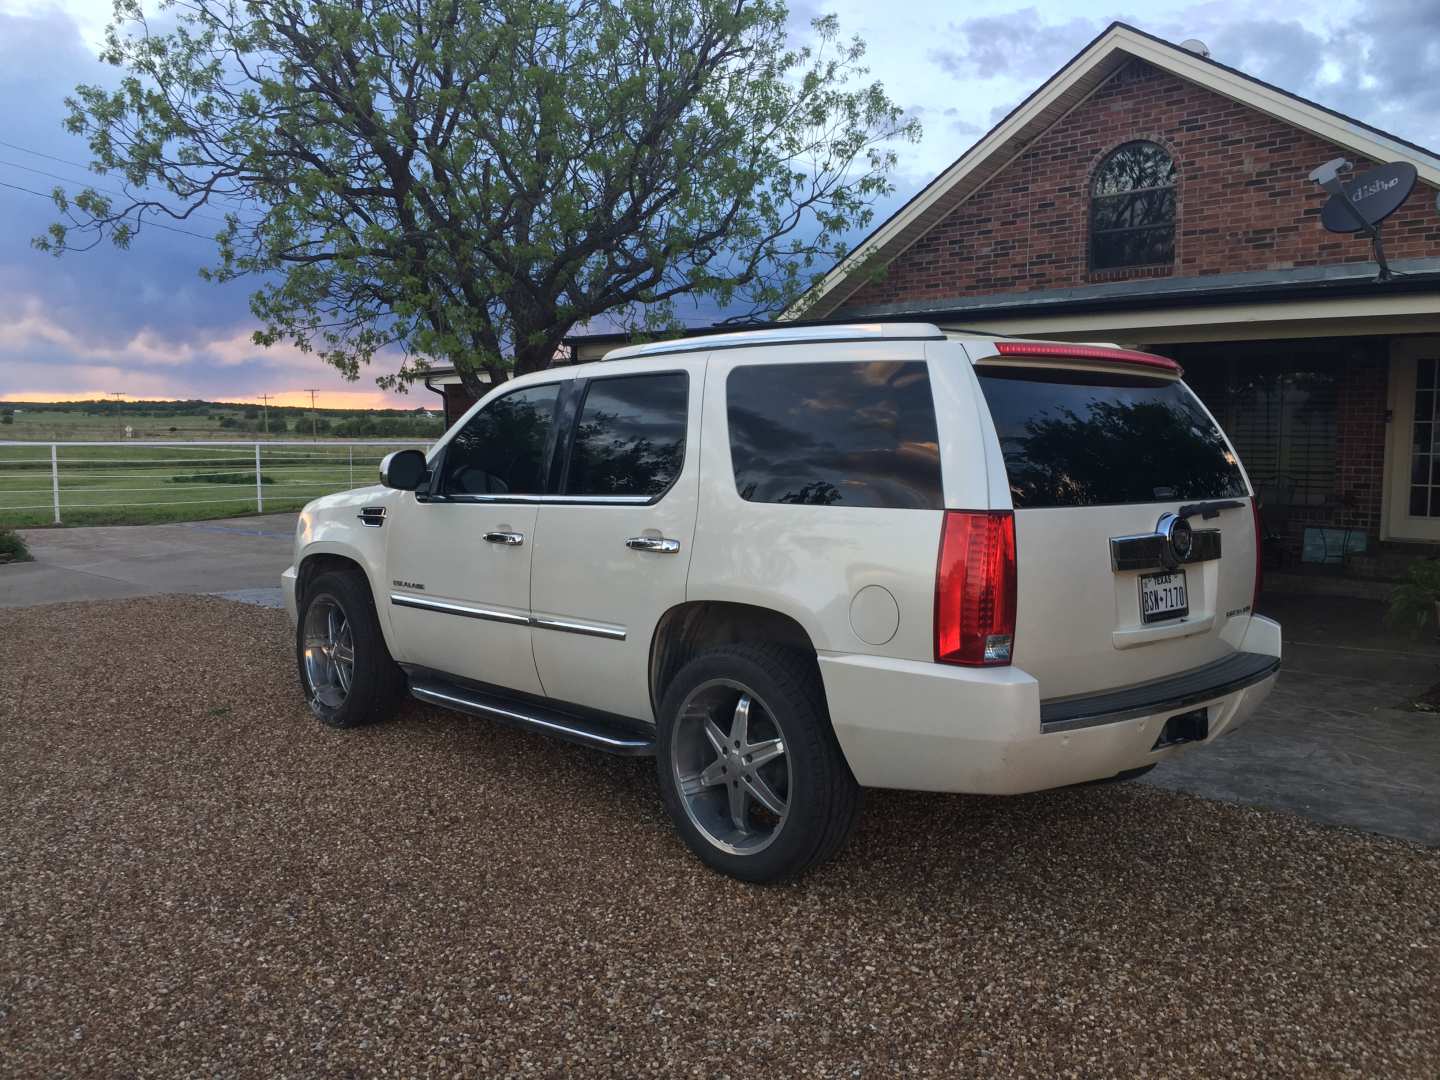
[296,569,405,728]
[656,644,861,883]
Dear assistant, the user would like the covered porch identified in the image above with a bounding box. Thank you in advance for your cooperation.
[1168,335,1436,597]
[843,259,1440,598]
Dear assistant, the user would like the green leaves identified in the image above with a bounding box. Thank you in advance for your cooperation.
[1386,558,1440,634]
[43,0,918,388]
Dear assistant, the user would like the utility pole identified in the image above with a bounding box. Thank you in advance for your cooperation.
[108,392,125,437]
[304,389,320,439]
[257,394,274,436]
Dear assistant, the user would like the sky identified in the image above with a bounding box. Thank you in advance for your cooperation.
[0,0,1436,408]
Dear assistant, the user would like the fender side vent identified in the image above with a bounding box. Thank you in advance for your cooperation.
[358,507,387,527]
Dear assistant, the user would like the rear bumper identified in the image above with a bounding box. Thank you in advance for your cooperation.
[820,616,1281,794]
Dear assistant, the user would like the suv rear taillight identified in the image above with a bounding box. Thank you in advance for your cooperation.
[935,510,1017,666]
[1251,496,1264,610]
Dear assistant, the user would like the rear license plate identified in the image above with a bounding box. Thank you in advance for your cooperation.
[1140,570,1188,623]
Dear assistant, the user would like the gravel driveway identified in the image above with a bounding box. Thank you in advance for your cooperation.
[2,597,1437,1078]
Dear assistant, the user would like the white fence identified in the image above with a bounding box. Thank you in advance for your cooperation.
[0,440,433,526]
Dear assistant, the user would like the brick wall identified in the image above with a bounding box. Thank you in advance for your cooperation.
[845,60,1440,308]
[442,384,479,429]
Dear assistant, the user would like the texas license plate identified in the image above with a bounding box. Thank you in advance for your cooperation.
[1140,570,1188,624]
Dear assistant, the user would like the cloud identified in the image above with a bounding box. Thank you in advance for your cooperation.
[928,7,1099,82]
[0,285,418,399]
[1170,3,1440,151]
[0,7,418,404]
[917,2,1439,156]
[3,0,1437,399]
[906,104,982,142]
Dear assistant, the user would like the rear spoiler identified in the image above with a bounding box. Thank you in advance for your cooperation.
[977,341,1183,378]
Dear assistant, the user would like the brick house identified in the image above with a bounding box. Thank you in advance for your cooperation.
[497,22,1439,584]
[759,22,1440,584]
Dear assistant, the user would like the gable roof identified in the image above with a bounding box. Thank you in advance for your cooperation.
[786,22,1440,321]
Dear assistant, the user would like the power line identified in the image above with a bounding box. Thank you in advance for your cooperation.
[0,136,263,228]
[0,179,216,241]
[0,137,97,173]
[0,156,232,226]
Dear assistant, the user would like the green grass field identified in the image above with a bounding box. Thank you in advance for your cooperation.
[0,442,428,528]
[2,398,444,439]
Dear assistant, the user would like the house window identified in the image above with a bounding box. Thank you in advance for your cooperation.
[1411,357,1440,517]
[1090,141,1176,270]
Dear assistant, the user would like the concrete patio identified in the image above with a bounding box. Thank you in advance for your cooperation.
[1146,592,1440,846]
[1,513,296,608]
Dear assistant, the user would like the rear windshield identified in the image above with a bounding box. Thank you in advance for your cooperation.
[975,368,1247,509]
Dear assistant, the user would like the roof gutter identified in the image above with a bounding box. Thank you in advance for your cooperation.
[835,268,1440,322]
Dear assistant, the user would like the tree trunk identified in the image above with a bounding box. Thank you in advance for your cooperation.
[512,334,567,377]
[456,362,494,399]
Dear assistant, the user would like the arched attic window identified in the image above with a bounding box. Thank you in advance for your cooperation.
[1089,141,1177,270]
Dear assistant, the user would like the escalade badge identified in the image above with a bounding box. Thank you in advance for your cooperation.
[393,580,426,590]
[1157,513,1194,566]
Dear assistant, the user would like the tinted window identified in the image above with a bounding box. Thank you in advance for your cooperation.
[441,383,560,495]
[976,369,1246,508]
[727,361,943,509]
[565,373,688,497]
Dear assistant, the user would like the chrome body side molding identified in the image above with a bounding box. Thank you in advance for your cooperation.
[530,615,627,641]
[390,594,626,640]
[390,593,529,626]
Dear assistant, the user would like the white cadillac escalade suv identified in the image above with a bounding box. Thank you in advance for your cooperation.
[282,323,1281,882]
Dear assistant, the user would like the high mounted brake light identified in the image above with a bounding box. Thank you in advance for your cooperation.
[935,511,1017,667]
[992,341,1182,376]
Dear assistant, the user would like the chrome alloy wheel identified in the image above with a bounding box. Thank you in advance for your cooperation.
[671,679,791,855]
[302,595,355,709]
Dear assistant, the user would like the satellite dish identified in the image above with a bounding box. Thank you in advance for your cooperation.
[1320,161,1418,233]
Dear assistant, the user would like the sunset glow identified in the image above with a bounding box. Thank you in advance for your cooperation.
[0,389,424,410]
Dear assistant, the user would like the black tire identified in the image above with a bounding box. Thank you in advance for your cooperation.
[655,643,861,883]
[295,568,406,728]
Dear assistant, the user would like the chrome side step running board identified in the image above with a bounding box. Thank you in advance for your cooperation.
[409,676,655,757]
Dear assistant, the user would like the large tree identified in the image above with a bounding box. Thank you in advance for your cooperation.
[40,0,917,395]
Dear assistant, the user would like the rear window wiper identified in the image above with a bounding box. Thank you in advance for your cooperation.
[1177,499,1246,521]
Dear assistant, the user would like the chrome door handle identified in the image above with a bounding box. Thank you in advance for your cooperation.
[482,530,525,546]
[625,535,681,554]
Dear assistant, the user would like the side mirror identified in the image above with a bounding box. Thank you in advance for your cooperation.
[379,449,428,491]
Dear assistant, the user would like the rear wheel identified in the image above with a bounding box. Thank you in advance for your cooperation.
[656,644,861,883]
[296,569,405,728]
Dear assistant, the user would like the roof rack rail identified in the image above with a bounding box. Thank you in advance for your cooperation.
[602,322,945,361]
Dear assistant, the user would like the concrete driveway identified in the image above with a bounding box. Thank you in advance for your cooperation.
[1146,593,1440,847]
[0,513,296,608]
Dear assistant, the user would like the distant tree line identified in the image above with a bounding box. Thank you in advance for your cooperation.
[4,398,442,436]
